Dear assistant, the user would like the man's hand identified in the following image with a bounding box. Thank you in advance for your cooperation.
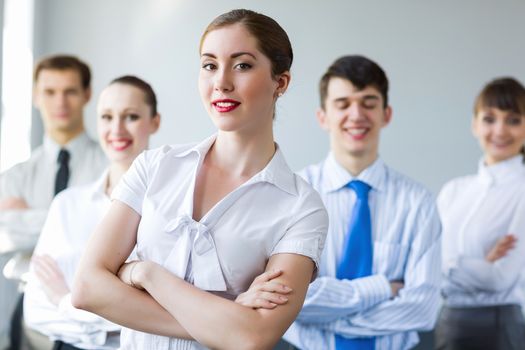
[32,255,70,305]
[390,280,404,298]
[235,269,292,309]
[0,197,29,210]
[486,234,517,263]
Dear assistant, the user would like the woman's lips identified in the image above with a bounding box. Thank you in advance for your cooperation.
[212,99,241,113]
[109,139,132,151]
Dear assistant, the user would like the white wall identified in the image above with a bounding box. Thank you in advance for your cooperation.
[32,0,525,193]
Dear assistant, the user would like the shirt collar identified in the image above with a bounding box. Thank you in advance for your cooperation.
[477,154,525,186]
[250,145,297,196]
[43,132,92,159]
[170,134,297,196]
[89,169,110,200]
[320,152,386,193]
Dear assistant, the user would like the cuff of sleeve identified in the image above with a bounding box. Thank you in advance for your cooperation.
[111,186,142,216]
[351,274,392,310]
[57,293,72,315]
[57,293,103,325]
[444,258,459,276]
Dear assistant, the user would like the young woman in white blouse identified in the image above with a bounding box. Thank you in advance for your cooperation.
[72,9,328,350]
[24,76,161,350]
[436,77,525,350]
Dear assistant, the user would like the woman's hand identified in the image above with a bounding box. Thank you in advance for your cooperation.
[486,234,517,262]
[235,269,292,310]
[32,254,70,306]
[117,261,145,290]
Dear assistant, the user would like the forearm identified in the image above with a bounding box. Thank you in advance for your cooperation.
[297,275,391,323]
[316,284,441,336]
[139,256,312,350]
[142,265,284,349]
[72,266,192,339]
[447,256,521,292]
[58,293,119,328]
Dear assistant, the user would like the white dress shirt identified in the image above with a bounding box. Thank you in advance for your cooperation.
[24,171,120,349]
[111,135,328,350]
[438,154,525,308]
[284,154,442,350]
[0,132,107,210]
[0,132,107,348]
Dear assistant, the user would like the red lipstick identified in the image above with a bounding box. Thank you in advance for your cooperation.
[212,99,241,113]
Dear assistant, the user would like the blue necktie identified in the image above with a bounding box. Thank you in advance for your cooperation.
[335,180,374,350]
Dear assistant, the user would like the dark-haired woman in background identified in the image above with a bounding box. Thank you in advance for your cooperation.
[436,77,525,350]
[24,76,160,350]
[73,9,327,350]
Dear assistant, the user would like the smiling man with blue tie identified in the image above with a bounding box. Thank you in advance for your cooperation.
[283,55,442,350]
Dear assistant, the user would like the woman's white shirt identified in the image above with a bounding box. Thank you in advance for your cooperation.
[24,170,120,349]
[438,154,525,307]
[112,135,328,350]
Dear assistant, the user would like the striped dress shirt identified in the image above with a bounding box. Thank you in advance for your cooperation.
[284,154,442,350]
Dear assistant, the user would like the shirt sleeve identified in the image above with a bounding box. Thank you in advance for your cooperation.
[296,274,392,323]
[24,194,119,344]
[111,150,151,215]
[0,163,25,200]
[312,199,442,337]
[271,184,328,279]
[447,195,525,293]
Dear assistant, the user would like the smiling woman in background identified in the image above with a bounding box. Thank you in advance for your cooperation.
[23,75,160,350]
[436,77,525,350]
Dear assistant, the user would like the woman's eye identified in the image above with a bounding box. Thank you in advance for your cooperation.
[100,114,112,121]
[126,114,140,121]
[507,117,523,126]
[235,63,252,70]
[202,63,216,71]
[482,115,495,124]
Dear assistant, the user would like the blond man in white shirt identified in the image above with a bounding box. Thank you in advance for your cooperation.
[0,54,106,211]
[1,55,106,350]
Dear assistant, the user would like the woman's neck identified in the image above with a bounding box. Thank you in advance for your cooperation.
[105,162,132,196]
[211,127,275,178]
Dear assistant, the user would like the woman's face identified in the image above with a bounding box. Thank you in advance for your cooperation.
[198,23,286,134]
[97,83,159,165]
[472,106,525,165]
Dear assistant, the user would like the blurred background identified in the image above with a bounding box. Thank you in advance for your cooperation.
[0,0,524,194]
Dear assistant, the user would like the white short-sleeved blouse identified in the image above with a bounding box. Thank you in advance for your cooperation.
[112,135,328,349]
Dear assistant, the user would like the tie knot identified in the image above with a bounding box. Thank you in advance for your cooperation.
[57,149,70,164]
[348,180,371,200]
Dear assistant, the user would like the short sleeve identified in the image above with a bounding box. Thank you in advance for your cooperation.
[271,181,328,280]
[111,151,150,215]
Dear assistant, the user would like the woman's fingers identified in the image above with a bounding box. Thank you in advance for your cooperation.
[259,281,293,294]
[253,269,283,284]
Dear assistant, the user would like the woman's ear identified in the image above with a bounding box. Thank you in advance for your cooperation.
[275,71,291,98]
[150,114,161,134]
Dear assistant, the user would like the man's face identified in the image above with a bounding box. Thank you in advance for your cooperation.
[317,77,391,160]
[33,69,90,134]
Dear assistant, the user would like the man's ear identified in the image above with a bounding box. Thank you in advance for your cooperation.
[83,87,92,105]
[316,107,330,131]
[382,105,393,127]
